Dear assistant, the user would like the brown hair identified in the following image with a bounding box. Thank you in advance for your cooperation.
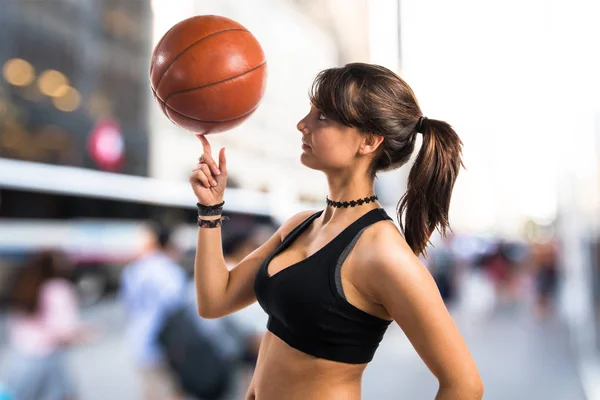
[10,250,71,314]
[310,63,464,255]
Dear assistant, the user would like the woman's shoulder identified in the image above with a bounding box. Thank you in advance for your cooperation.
[276,209,321,240]
[352,219,429,301]
[356,218,414,265]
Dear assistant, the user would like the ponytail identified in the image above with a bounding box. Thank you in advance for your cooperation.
[397,118,464,256]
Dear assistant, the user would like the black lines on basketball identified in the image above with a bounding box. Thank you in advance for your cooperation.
[165,102,262,123]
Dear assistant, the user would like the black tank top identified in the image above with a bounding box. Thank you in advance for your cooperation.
[253,208,393,364]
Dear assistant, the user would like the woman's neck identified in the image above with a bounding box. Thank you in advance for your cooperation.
[322,173,379,224]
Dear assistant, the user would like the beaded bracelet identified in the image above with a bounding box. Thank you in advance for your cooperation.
[197,201,224,217]
[197,216,229,229]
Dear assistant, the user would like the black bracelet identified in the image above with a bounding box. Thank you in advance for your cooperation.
[197,201,224,209]
[197,201,224,217]
[197,216,229,228]
[198,207,223,217]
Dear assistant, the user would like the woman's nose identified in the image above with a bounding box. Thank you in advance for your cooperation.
[297,119,308,134]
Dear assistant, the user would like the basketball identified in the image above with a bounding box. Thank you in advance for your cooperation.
[150,15,267,134]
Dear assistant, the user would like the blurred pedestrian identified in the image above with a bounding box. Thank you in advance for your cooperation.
[4,250,90,400]
[428,234,459,305]
[164,226,274,400]
[532,238,560,319]
[148,225,275,400]
[120,224,187,400]
[480,241,515,304]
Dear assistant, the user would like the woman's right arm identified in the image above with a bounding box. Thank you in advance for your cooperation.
[190,134,314,318]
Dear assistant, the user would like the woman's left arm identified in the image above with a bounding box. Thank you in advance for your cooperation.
[361,230,484,400]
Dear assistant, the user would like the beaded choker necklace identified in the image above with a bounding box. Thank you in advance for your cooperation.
[326,195,378,208]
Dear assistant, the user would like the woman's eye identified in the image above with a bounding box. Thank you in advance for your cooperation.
[317,112,327,121]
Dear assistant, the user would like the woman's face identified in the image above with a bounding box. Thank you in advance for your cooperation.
[297,105,364,172]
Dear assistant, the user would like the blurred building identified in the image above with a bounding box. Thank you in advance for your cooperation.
[0,0,151,176]
[0,0,154,219]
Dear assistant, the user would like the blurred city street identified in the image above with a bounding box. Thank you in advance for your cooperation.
[0,291,585,400]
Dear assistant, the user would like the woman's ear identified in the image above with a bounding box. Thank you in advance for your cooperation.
[359,133,384,156]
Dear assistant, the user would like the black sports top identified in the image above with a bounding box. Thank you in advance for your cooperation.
[254,208,394,364]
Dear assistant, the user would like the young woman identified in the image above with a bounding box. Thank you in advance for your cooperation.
[190,63,483,399]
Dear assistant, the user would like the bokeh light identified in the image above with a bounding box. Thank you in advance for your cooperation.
[52,86,81,112]
[2,58,35,87]
[37,69,69,97]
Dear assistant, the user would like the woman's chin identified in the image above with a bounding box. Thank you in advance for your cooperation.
[300,153,320,170]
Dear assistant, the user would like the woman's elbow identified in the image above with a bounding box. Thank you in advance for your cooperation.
[440,375,484,399]
[474,380,484,399]
[464,375,484,399]
[196,301,223,319]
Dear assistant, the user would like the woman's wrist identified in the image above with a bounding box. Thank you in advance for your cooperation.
[197,201,224,217]
[196,201,227,228]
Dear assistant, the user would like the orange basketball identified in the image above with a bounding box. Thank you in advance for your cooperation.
[150,15,267,134]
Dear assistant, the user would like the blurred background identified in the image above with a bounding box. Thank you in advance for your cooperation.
[0,0,599,399]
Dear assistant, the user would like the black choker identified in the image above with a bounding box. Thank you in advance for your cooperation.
[326,195,378,208]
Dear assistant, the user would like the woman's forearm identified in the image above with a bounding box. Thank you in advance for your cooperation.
[194,217,230,318]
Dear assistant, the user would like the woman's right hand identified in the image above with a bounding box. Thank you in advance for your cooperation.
[189,134,228,206]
